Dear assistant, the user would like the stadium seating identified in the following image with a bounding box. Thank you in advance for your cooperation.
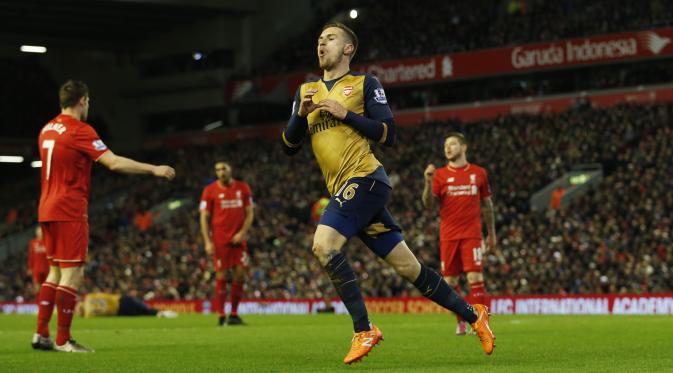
[255,0,673,74]
[2,103,671,301]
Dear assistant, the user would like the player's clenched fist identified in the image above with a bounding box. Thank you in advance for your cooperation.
[424,164,435,183]
[153,165,176,180]
[298,88,319,117]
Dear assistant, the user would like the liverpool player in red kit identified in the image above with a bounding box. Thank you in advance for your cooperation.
[27,226,49,289]
[200,161,254,326]
[422,133,496,335]
[33,80,176,353]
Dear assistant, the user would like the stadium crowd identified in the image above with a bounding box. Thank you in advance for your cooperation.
[1,103,671,302]
[258,0,673,74]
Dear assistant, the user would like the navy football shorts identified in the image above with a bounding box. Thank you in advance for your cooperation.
[319,176,403,258]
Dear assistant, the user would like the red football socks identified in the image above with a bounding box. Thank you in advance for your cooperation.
[469,281,486,306]
[230,282,243,317]
[55,286,78,346]
[215,278,227,316]
[36,282,57,337]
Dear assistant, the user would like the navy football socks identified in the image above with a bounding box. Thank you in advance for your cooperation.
[413,263,477,323]
[324,253,370,332]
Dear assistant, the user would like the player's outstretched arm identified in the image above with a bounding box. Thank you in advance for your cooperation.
[97,151,175,179]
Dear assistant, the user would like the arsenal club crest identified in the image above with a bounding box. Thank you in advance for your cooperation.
[342,85,353,97]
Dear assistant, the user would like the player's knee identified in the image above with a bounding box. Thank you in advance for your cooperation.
[466,272,483,283]
[59,266,85,289]
[311,241,331,264]
[393,259,421,281]
[45,266,61,284]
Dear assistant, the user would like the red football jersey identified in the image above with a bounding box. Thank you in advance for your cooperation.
[432,163,492,240]
[199,180,253,246]
[28,238,49,274]
[38,114,109,222]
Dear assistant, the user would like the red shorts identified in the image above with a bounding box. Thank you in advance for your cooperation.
[32,271,48,286]
[213,243,248,271]
[439,238,483,276]
[40,221,89,268]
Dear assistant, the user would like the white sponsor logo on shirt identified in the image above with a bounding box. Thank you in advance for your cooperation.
[92,139,107,151]
[447,185,478,196]
[219,199,243,209]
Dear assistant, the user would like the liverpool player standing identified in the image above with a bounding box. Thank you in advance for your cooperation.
[422,133,496,335]
[27,226,49,289]
[199,161,254,326]
[33,80,176,353]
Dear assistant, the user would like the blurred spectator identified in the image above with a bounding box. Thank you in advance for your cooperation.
[133,211,154,232]
[550,186,565,209]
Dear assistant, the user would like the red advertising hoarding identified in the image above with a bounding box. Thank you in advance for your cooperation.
[227,27,673,102]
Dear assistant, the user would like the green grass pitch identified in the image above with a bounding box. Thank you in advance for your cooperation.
[1,313,672,372]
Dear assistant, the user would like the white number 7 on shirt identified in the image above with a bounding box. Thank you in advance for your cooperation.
[42,139,55,180]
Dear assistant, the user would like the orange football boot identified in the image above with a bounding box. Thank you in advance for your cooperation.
[470,304,496,355]
[343,324,383,364]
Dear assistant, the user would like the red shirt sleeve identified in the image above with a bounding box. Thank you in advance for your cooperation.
[242,183,253,208]
[199,186,213,213]
[480,169,492,199]
[72,124,109,160]
[431,171,442,198]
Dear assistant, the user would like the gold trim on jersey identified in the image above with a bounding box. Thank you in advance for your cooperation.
[379,122,389,144]
[282,132,301,148]
[363,222,391,237]
[302,74,382,195]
